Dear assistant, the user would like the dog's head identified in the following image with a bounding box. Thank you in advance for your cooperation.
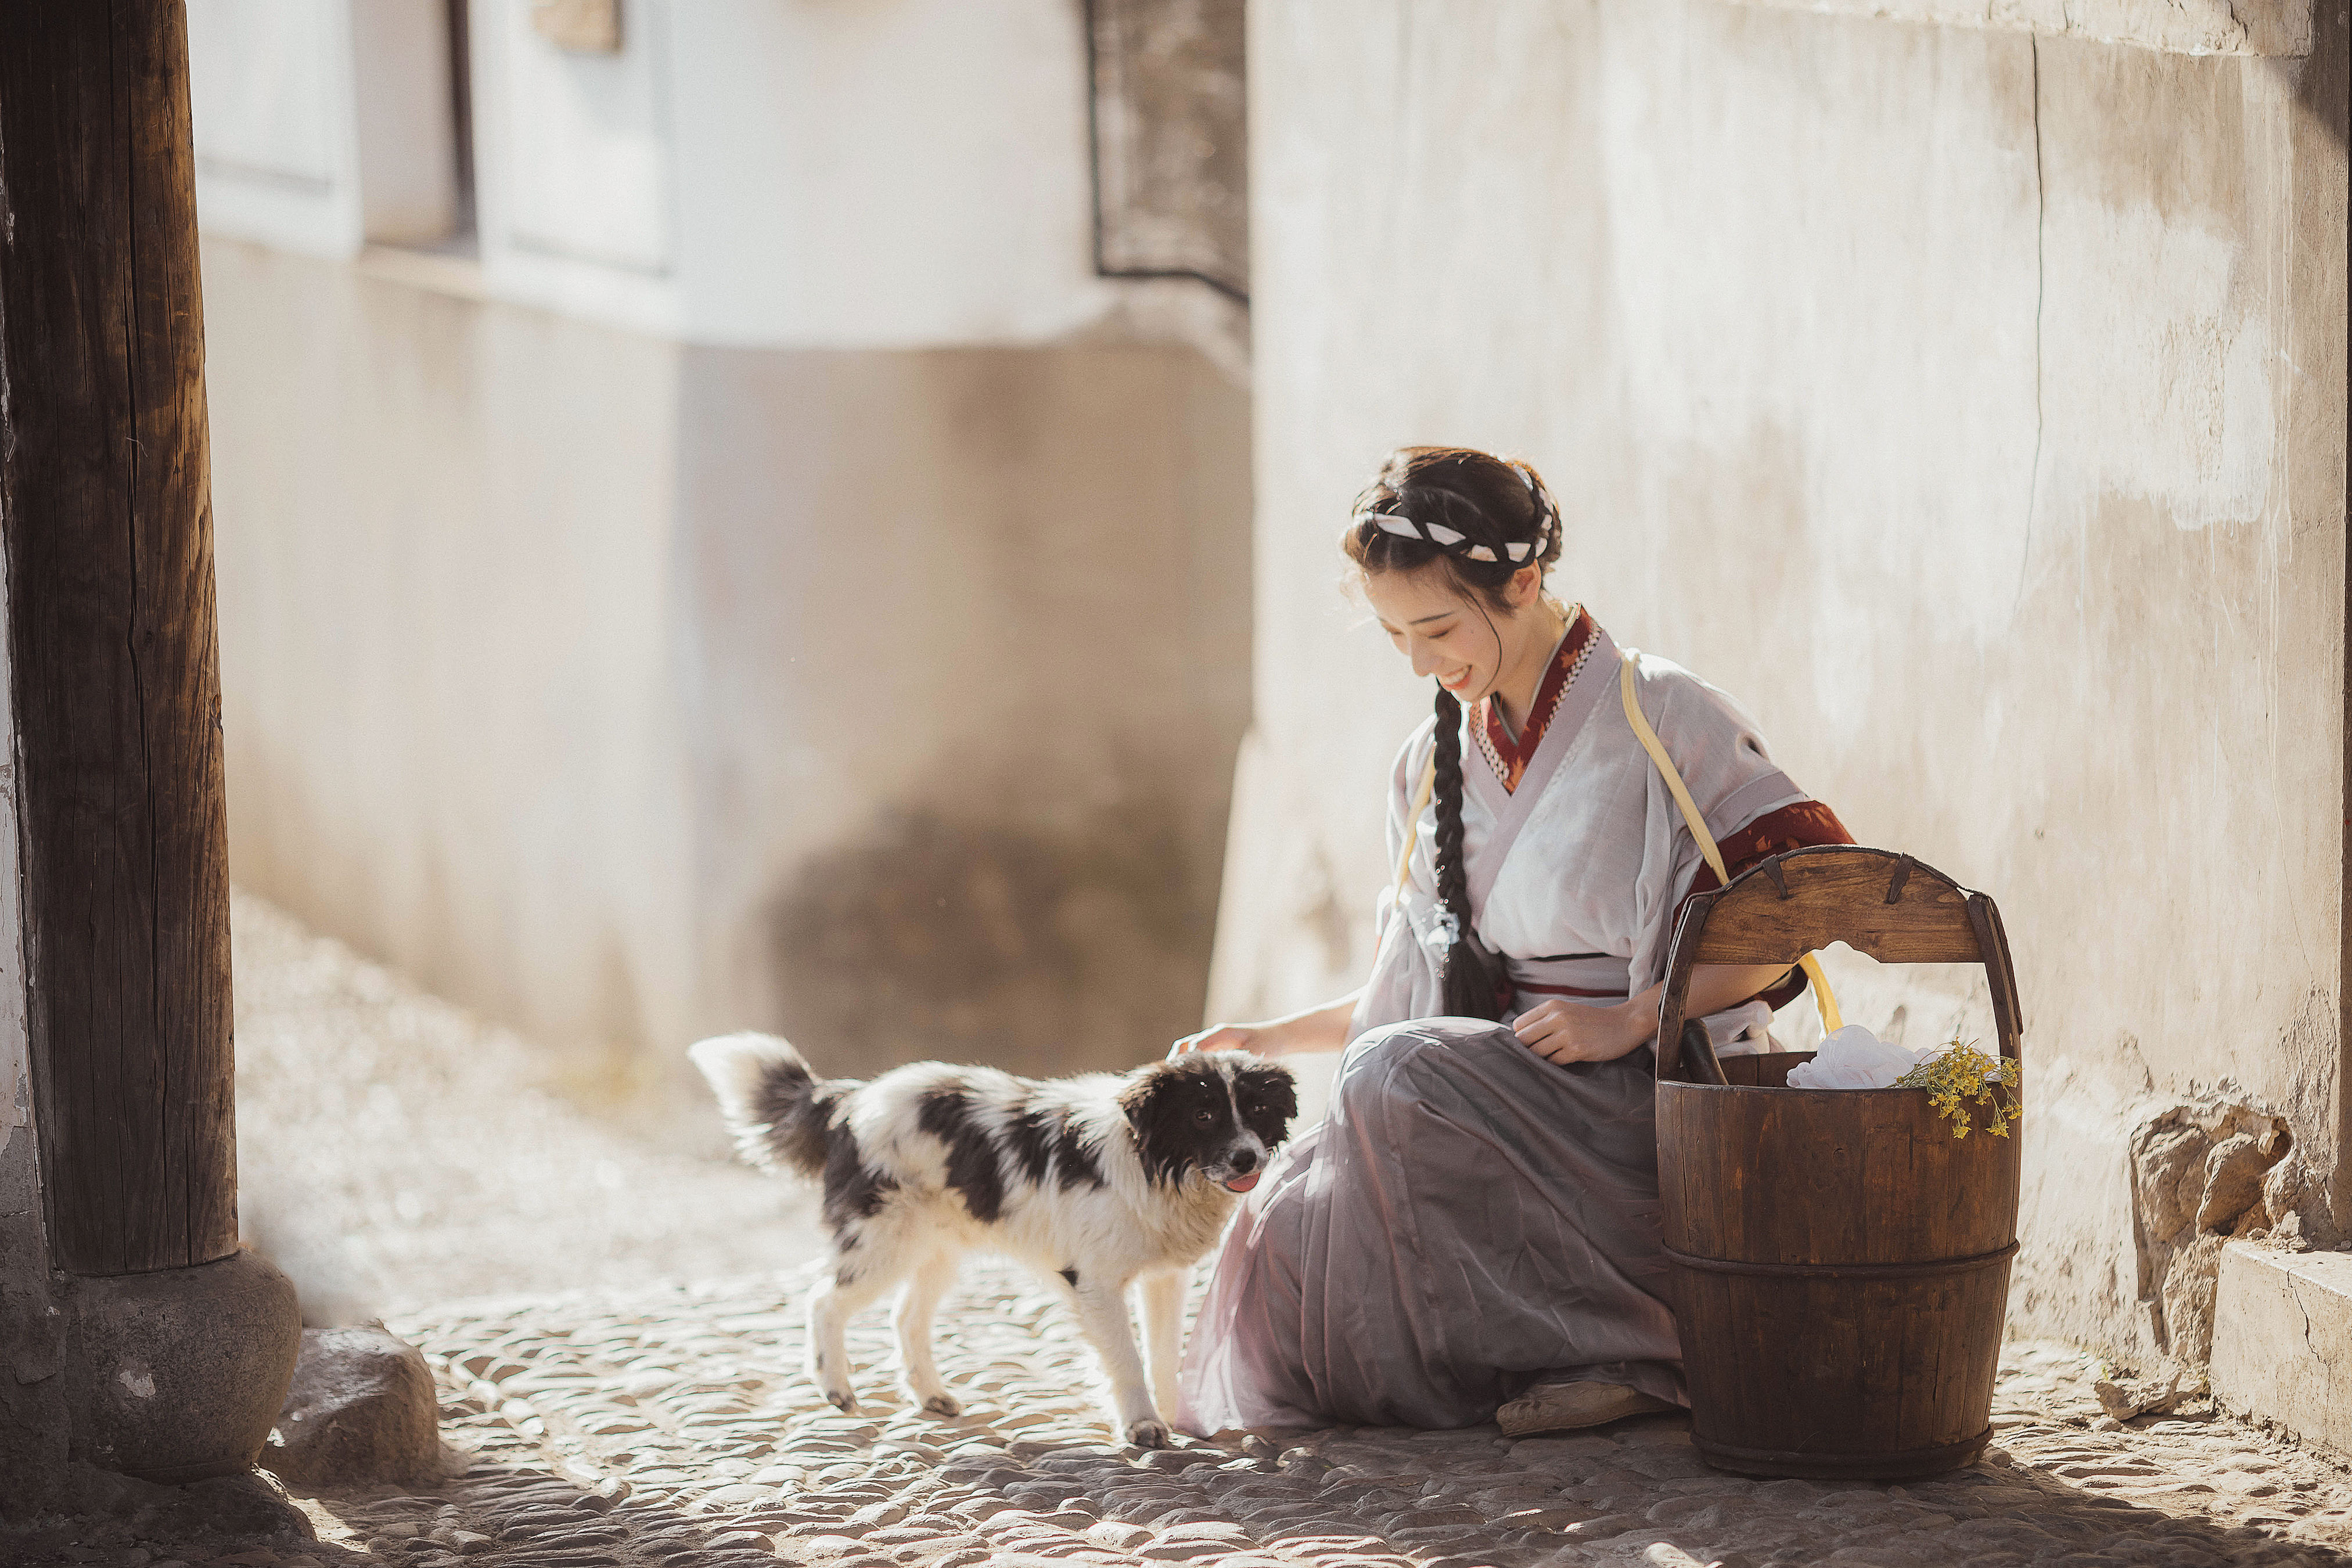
[1118,1052,1298,1195]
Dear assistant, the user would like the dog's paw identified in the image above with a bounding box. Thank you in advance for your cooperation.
[918,1391,963,1417]
[824,1389,861,1414]
[1124,1418,1173,1450]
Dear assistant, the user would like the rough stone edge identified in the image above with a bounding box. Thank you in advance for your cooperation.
[2209,1240,2352,1462]
[1721,0,2312,57]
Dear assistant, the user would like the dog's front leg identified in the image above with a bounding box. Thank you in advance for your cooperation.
[1136,1268,1186,1420]
[1069,1275,1166,1448]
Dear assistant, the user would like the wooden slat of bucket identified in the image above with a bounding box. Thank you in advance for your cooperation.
[1687,850,1981,966]
[1659,1080,2020,1269]
[1666,1253,2012,1479]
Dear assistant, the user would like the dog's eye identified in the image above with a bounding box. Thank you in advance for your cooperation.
[1193,1109,1215,1127]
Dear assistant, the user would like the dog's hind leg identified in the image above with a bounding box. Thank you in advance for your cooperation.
[1069,1275,1166,1448]
[1136,1267,1186,1420]
[807,1255,902,1414]
[894,1250,964,1417]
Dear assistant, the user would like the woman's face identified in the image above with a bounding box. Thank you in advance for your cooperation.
[1362,562,1544,708]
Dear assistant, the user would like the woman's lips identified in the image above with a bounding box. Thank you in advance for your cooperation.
[1221,1173,1261,1194]
[1440,670,1473,692]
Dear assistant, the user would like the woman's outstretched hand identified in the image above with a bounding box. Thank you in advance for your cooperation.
[1166,991,1365,1060]
[1169,1023,1264,1058]
[1511,998,1646,1066]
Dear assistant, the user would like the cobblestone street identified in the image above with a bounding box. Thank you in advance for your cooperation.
[9,898,2352,1567]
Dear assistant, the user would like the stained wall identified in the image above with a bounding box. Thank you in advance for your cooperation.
[203,242,1251,1093]
[1215,0,2347,1355]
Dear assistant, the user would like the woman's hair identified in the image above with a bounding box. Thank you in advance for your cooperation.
[1343,447,1563,1020]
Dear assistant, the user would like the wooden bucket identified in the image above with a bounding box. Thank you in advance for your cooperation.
[1653,846,2023,1480]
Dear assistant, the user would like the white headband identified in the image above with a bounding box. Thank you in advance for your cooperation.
[1355,509,1547,564]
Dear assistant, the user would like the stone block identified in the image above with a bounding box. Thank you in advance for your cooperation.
[62,1249,302,1484]
[264,1326,445,1486]
[2210,1241,2352,1458]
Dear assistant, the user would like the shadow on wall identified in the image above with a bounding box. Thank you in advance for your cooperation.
[765,796,1213,1080]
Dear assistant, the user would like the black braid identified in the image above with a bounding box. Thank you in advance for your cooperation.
[1430,686,1508,1019]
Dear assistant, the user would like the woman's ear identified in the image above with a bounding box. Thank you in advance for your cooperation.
[1509,564,1543,607]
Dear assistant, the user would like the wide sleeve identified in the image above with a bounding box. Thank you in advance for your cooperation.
[1620,653,1834,998]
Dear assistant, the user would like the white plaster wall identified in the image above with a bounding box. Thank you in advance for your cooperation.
[1731,0,2311,55]
[1220,0,2345,1355]
[663,0,1124,347]
[350,0,462,243]
[193,0,1177,351]
[469,0,682,333]
[188,0,365,257]
[201,239,1254,1101]
[202,240,702,1064]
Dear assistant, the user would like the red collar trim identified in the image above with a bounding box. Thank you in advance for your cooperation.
[1475,609,1595,794]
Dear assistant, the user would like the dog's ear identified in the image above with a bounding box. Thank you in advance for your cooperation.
[1119,1062,1213,1185]
[1117,1059,1179,1124]
[1119,1060,1196,1184]
[1235,1062,1299,1145]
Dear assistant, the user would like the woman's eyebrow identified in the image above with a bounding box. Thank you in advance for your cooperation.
[1376,612,1457,635]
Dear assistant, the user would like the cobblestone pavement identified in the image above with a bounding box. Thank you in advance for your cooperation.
[32,1262,2333,1568]
[14,896,2352,1567]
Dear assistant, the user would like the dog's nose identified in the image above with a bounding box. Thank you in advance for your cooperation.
[1229,1148,1258,1174]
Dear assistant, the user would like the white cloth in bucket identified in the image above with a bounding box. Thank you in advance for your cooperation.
[1785,1025,1931,1089]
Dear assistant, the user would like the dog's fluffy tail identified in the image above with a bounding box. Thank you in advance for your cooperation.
[688,1031,833,1180]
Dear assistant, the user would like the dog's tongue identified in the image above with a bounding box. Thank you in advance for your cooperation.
[1221,1173,1261,1194]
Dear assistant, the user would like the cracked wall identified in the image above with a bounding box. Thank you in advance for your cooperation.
[1223,0,2347,1357]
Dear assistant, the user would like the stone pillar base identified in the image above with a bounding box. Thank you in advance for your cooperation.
[62,1249,303,1483]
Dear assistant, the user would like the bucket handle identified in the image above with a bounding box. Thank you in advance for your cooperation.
[1652,846,2024,1085]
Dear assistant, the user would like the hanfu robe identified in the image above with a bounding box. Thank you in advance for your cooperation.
[1178,609,1851,1433]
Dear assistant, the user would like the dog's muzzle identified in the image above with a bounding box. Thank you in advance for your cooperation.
[1210,1146,1265,1194]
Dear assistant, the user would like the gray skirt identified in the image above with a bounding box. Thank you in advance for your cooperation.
[1177,1019,1686,1433]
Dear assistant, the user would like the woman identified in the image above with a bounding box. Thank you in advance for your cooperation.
[1173,447,1850,1437]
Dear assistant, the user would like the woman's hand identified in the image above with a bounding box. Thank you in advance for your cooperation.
[1512,963,1793,1068]
[1169,1023,1267,1058]
[1511,998,1647,1066]
[1167,991,1365,1060]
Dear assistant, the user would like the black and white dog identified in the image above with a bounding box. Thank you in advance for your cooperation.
[689,1033,1296,1447]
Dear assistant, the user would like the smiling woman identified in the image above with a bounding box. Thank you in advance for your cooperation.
[1171,445,1853,1440]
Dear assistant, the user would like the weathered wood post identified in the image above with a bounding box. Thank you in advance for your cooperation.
[0,0,300,1483]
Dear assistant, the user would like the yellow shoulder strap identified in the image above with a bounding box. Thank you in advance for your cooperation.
[1618,650,1842,1035]
[1391,753,1438,906]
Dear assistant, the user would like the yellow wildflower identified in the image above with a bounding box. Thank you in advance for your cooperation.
[1896,1037,2021,1140]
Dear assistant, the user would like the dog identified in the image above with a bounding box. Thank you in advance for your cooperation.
[688,1033,1297,1447]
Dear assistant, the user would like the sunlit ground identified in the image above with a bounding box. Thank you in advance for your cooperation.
[231,891,823,1326]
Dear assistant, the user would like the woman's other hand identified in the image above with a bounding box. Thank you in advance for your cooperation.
[1170,1023,1264,1058]
[1511,998,1645,1066]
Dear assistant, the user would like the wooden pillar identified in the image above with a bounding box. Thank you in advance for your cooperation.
[0,1,237,1276]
